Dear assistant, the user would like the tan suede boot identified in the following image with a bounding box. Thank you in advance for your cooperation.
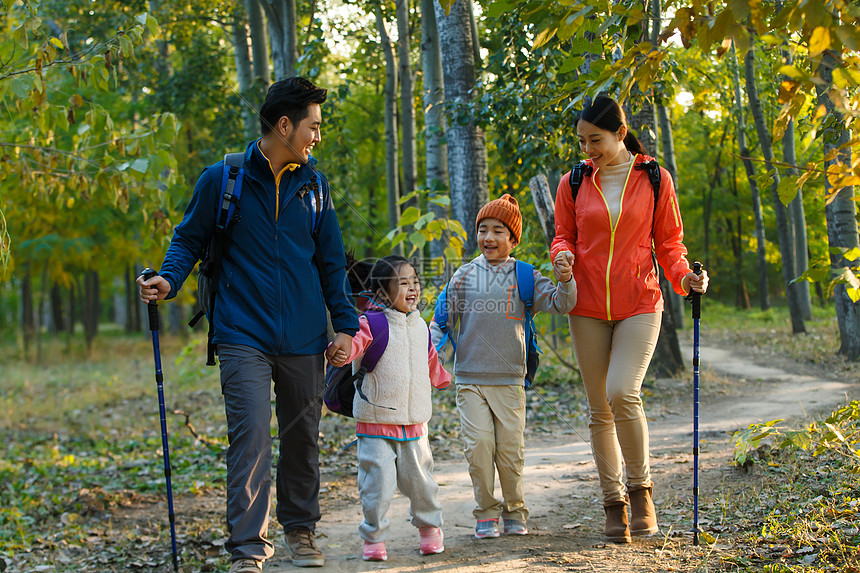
[603,500,631,543]
[629,486,659,536]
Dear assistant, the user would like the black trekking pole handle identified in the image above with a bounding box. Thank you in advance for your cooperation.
[691,262,702,319]
[142,268,160,331]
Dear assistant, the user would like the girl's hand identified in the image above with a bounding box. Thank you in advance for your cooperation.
[326,333,352,366]
[553,250,574,283]
[682,269,709,294]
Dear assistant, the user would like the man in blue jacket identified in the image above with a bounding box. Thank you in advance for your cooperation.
[138,77,358,572]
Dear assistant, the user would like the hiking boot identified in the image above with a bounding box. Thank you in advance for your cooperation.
[503,519,528,535]
[228,559,263,573]
[285,529,325,567]
[418,526,444,555]
[362,540,387,561]
[603,500,631,543]
[629,485,659,536]
[474,519,500,539]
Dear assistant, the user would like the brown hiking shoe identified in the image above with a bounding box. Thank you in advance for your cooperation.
[629,485,659,536]
[285,529,325,567]
[603,500,631,543]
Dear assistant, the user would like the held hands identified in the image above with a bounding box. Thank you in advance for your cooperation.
[553,250,574,283]
[326,332,353,367]
[682,268,710,295]
[136,274,171,303]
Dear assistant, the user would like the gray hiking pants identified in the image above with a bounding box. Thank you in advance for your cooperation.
[356,435,443,543]
[218,344,325,562]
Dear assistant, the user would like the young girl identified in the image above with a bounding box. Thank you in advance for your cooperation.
[328,255,451,561]
[551,96,709,543]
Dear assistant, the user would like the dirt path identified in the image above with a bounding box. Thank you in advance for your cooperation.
[261,344,858,572]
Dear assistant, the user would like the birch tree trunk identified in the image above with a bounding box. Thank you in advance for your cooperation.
[745,41,806,333]
[246,0,270,109]
[782,118,812,319]
[817,51,860,361]
[434,0,489,256]
[396,0,418,214]
[262,0,298,80]
[376,6,402,247]
[421,0,449,265]
[732,43,769,310]
[232,6,257,140]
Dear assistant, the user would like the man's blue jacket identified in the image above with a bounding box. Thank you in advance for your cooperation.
[159,140,359,356]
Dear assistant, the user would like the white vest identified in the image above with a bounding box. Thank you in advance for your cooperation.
[353,308,432,425]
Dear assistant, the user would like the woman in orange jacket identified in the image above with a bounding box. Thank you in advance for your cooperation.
[550,96,709,543]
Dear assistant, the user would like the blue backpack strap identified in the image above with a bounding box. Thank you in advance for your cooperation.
[516,261,542,388]
[433,281,456,353]
[309,170,324,235]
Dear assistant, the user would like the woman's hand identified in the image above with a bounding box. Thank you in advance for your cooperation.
[682,269,709,295]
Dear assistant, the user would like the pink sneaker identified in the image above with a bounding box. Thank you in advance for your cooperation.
[363,540,387,561]
[419,526,445,555]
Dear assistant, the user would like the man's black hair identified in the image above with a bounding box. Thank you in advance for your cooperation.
[259,77,327,136]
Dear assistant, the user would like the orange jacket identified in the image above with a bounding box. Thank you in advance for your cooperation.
[550,154,692,321]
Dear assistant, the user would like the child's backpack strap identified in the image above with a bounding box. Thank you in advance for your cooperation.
[515,260,542,388]
[189,152,246,366]
[354,310,395,411]
[568,161,594,202]
[361,310,389,372]
[433,281,456,353]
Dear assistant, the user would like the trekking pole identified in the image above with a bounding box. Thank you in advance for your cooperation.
[141,268,180,571]
[689,261,703,546]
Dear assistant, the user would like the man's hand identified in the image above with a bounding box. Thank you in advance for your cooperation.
[553,250,574,283]
[326,332,353,367]
[137,273,171,303]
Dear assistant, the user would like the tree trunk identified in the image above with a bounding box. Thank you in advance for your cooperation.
[731,43,769,310]
[467,0,482,71]
[397,0,421,266]
[50,282,64,334]
[528,174,555,247]
[421,0,449,267]
[246,0,270,89]
[781,116,812,320]
[84,269,100,351]
[817,51,860,361]
[232,5,257,140]
[376,5,402,250]
[744,40,805,333]
[434,0,489,256]
[21,267,33,360]
[36,265,48,363]
[656,103,685,329]
[262,0,298,80]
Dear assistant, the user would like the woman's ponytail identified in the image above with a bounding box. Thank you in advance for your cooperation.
[623,131,647,156]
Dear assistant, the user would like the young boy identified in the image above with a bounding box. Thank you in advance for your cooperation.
[430,194,576,538]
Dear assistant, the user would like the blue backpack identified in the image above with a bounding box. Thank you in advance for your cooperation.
[188,153,326,365]
[433,260,542,388]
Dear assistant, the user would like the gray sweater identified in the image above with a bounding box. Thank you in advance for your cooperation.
[430,255,577,386]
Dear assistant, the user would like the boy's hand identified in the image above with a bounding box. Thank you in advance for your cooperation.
[553,250,574,283]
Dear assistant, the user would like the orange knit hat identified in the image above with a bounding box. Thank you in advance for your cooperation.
[475,193,522,245]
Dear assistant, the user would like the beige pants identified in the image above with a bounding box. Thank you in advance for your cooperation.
[569,313,661,504]
[456,384,528,522]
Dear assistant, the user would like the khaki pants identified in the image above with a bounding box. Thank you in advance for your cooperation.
[569,313,661,504]
[456,384,528,522]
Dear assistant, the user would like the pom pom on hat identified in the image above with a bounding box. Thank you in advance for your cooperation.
[475,193,522,244]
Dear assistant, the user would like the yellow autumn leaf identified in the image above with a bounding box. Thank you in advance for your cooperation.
[809,26,831,57]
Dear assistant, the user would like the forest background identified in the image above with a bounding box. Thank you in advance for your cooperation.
[1,1,860,571]
[0,0,859,363]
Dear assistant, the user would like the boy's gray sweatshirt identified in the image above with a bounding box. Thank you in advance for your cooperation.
[430,255,577,386]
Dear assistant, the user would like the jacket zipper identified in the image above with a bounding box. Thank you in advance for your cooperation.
[593,158,637,320]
